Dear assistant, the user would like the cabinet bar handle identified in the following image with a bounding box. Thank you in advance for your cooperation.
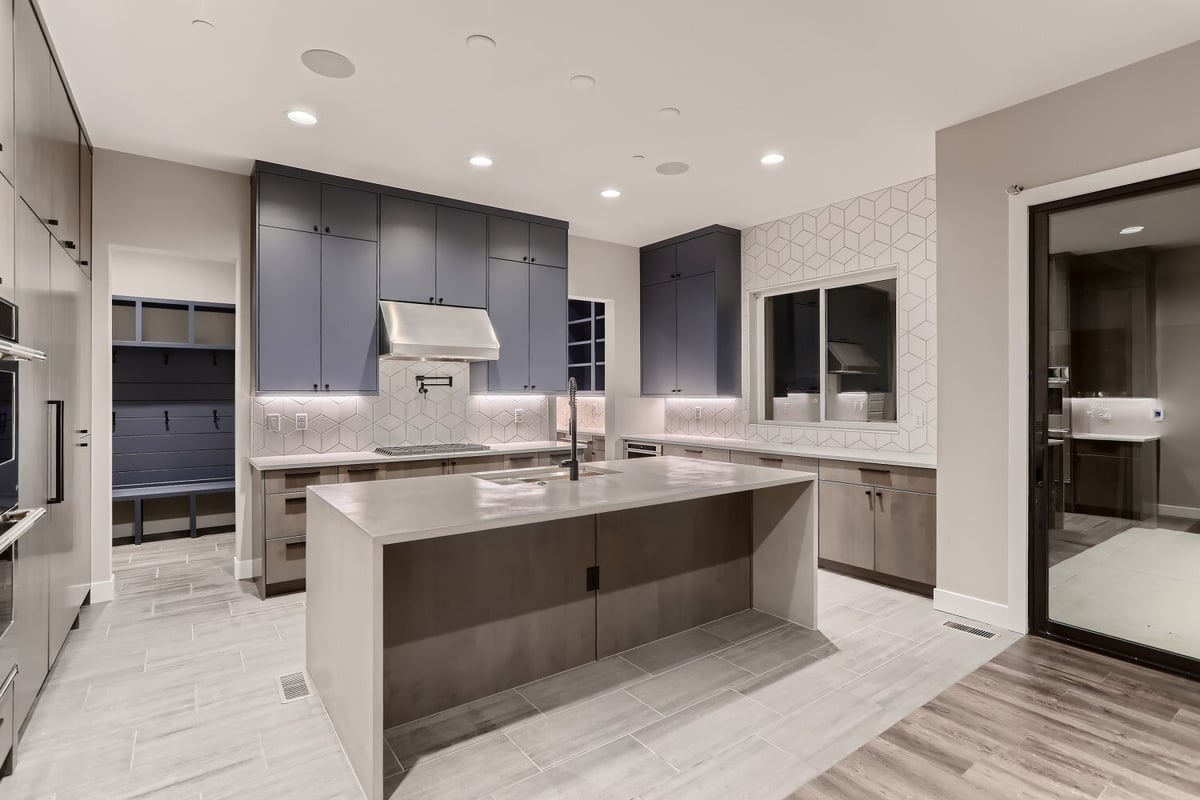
[684,448,703,454]
[865,489,873,510]
[758,456,784,463]
[288,471,321,479]
[345,465,380,473]
[858,467,891,475]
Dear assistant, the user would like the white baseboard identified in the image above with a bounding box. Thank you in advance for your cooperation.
[234,557,260,580]
[1158,503,1200,520]
[90,574,115,604]
[933,588,1013,630]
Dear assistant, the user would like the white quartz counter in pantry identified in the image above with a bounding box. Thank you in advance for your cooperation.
[622,433,937,469]
[247,440,577,471]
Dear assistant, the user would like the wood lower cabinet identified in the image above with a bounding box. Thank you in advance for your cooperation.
[664,443,730,462]
[817,460,937,592]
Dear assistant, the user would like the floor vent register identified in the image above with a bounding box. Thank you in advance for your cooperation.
[277,671,313,703]
[943,620,997,639]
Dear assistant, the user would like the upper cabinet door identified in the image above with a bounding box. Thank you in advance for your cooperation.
[674,272,718,396]
[258,173,321,233]
[488,215,529,262]
[48,70,78,251]
[528,223,567,268]
[257,227,322,392]
[641,245,676,286]
[0,0,14,183]
[435,206,486,308]
[528,264,567,393]
[14,0,50,224]
[320,235,379,393]
[486,258,530,392]
[321,185,377,241]
[640,280,677,395]
[676,233,721,278]
[379,196,436,303]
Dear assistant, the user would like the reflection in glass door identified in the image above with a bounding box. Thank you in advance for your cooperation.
[1031,170,1200,676]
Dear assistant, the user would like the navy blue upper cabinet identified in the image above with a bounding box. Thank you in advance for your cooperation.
[435,206,487,308]
[489,216,567,268]
[320,236,379,393]
[258,173,321,233]
[321,185,377,241]
[379,196,437,304]
[528,264,568,392]
[257,227,323,392]
[528,223,567,268]
[639,226,741,397]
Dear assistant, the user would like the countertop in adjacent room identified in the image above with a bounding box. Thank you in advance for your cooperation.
[621,433,937,469]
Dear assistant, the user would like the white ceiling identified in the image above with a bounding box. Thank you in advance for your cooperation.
[39,0,1200,246]
[1051,182,1200,255]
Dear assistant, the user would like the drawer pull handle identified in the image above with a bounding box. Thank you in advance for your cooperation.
[289,471,322,479]
[346,466,380,473]
[684,448,703,454]
[858,467,891,474]
[758,456,784,463]
[285,497,305,506]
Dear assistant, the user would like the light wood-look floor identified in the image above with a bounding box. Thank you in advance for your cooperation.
[792,635,1200,800]
[2,532,361,800]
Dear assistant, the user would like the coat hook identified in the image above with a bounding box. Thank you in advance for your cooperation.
[213,409,220,429]
[162,351,170,365]
[112,411,116,432]
[211,351,218,366]
[164,410,170,431]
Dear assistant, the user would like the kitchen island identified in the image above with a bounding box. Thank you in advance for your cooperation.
[305,456,817,800]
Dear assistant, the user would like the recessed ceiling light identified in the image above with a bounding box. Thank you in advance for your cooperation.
[656,161,690,176]
[301,49,356,79]
[286,109,318,126]
[1119,225,1145,235]
[191,18,214,31]
[469,155,493,167]
[658,107,681,119]
[600,188,621,199]
[466,34,497,49]
[760,153,785,165]
[569,74,596,90]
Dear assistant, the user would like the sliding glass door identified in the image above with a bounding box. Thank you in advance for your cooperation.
[1030,169,1200,677]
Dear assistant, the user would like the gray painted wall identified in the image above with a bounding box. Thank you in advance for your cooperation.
[1155,246,1200,512]
[936,41,1200,608]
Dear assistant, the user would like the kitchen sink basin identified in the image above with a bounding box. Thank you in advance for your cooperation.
[475,465,620,486]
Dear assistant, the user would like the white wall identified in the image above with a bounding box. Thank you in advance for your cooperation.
[936,41,1200,626]
[92,150,252,592]
[566,235,662,457]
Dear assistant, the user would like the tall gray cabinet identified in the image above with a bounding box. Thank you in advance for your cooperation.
[640,226,741,397]
[7,0,95,734]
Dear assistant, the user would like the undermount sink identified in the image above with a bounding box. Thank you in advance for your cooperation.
[475,465,620,486]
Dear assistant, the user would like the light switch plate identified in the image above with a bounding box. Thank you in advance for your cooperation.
[267,413,281,432]
[296,413,308,431]
[694,406,702,420]
[515,408,524,424]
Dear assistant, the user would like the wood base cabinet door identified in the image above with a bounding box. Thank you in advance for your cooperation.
[817,481,875,570]
[872,489,936,586]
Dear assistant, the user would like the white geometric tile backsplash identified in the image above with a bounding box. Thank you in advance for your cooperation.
[250,360,552,456]
[555,396,605,432]
[664,175,937,455]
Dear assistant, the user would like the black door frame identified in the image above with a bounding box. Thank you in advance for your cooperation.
[1028,167,1200,680]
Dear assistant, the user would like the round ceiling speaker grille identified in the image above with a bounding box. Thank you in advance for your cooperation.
[656,161,690,176]
[301,49,356,79]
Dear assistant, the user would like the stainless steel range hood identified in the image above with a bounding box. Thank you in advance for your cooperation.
[379,301,500,362]
[826,340,879,374]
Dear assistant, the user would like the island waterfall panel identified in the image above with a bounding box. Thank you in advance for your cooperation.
[381,518,596,727]
[596,494,752,657]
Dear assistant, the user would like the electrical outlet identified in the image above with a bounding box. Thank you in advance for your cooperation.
[915,412,925,427]
[267,413,281,432]
[515,408,524,424]
[296,413,308,431]
[694,406,702,420]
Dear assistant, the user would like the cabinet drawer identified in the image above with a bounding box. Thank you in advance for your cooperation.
[730,450,817,472]
[817,461,936,494]
[265,492,308,540]
[339,463,388,483]
[450,456,508,474]
[664,444,730,462]
[387,459,448,479]
[265,536,306,586]
[504,453,546,470]
[263,467,338,494]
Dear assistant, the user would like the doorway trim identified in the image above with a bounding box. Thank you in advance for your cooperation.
[1006,146,1200,636]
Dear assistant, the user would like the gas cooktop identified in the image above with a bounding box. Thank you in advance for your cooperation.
[373,444,492,457]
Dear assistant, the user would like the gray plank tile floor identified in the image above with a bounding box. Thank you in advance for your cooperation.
[3,536,1018,800]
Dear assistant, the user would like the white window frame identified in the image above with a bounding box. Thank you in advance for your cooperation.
[749,265,900,431]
